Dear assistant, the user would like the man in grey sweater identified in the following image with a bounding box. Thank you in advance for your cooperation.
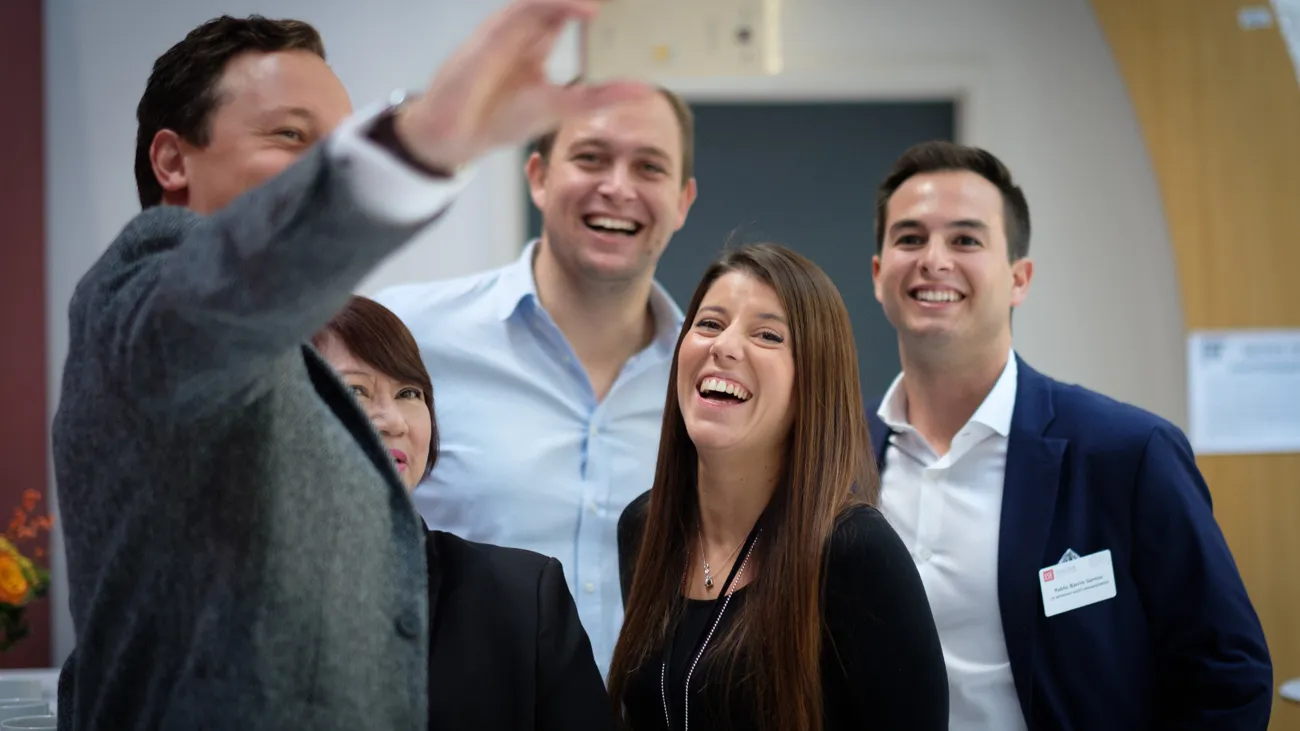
[50,1,648,729]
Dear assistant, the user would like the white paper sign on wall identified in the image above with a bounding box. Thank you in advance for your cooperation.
[1271,0,1300,89]
[1187,329,1300,455]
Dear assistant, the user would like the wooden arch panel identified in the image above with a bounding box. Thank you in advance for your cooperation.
[1089,0,1300,727]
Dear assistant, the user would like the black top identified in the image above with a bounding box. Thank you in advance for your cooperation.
[424,523,617,731]
[617,492,949,731]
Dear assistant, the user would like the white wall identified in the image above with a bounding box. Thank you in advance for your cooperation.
[43,0,1185,665]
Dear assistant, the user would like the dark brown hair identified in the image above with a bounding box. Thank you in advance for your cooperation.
[532,85,696,185]
[312,296,439,477]
[134,15,326,208]
[607,244,877,731]
[874,140,1032,261]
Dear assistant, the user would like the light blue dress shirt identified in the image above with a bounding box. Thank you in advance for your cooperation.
[374,240,683,678]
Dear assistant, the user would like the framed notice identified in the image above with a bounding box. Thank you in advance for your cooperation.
[1187,328,1300,455]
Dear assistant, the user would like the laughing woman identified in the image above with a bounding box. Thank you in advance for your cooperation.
[610,244,948,731]
[313,295,615,731]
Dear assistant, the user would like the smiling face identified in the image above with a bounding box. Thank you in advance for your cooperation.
[873,170,1032,355]
[525,93,697,287]
[151,49,352,214]
[315,333,432,492]
[676,271,795,457]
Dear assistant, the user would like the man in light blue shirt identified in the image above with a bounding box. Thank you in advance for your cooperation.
[376,87,698,677]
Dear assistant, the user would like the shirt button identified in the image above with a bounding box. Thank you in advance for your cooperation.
[919,548,933,562]
[395,611,420,639]
[588,501,598,514]
[588,424,599,437]
[584,582,596,594]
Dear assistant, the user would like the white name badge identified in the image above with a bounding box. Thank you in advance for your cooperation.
[1038,549,1117,617]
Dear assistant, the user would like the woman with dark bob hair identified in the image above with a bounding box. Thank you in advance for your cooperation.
[610,244,948,730]
[312,295,616,731]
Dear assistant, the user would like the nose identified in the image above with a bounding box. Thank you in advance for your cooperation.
[366,397,406,437]
[595,162,637,201]
[708,325,745,362]
[918,235,954,274]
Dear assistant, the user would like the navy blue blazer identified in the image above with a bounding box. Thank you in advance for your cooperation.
[867,356,1272,730]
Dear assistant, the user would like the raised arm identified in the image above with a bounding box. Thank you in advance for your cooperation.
[822,505,949,729]
[83,116,464,420]
[81,0,652,422]
[1132,425,1273,729]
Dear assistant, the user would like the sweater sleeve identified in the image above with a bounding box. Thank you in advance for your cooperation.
[83,103,468,424]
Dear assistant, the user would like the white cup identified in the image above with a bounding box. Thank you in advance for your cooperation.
[0,716,56,730]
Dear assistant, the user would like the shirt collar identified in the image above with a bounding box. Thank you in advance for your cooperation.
[877,349,1019,437]
[494,239,544,322]
[971,351,1017,437]
[495,239,685,352]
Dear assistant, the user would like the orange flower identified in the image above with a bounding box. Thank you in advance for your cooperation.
[0,555,29,605]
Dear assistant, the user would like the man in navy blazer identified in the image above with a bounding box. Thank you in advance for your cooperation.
[866,140,1272,730]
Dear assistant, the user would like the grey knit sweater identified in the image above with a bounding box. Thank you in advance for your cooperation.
[53,145,440,730]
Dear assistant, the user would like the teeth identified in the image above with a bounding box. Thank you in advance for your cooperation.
[698,377,751,401]
[586,215,638,232]
[914,289,962,302]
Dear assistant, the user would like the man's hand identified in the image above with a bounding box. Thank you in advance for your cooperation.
[395,0,650,173]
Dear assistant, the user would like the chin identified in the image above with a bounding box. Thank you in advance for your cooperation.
[900,317,960,339]
[580,250,652,279]
[683,421,743,454]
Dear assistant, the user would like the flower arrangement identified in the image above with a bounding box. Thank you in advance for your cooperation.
[0,489,54,652]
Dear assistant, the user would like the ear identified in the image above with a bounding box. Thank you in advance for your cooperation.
[525,151,548,212]
[1009,257,1034,307]
[872,254,884,304]
[149,129,190,205]
[672,177,698,231]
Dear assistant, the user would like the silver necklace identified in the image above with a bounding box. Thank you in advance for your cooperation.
[661,528,760,731]
[697,524,744,591]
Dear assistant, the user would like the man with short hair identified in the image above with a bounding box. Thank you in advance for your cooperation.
[376,85,698,676]
[52,2,648,728]
[867,140,1272,730]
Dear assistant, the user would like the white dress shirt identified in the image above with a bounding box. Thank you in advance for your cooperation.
[877,351,1028,731]
[376,241,683,678]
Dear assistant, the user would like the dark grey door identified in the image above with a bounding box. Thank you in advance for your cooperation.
[528,100,955,402]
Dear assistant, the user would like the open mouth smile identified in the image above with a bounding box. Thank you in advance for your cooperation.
[695,375,752,406]
[583,215,643,237]
[909,286,965,305]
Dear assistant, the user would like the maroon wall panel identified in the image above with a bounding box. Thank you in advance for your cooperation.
[0,0,52,669]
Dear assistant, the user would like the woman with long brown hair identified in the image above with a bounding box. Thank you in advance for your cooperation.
[608,244,948,730]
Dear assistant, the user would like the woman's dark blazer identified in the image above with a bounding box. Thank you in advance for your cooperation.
[424,523,617,730]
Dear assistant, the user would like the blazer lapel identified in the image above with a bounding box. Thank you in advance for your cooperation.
[301,344,408,496]
[867,405,892,472]
[423,520,443,639]
[998,357,1067,723]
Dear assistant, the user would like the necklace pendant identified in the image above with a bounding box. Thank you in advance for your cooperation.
[704,572,714,589]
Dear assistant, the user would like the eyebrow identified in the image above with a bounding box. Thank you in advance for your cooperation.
[698,304,787,325]
[337,368,423,391]
[888,218,990,236]
[254,106,318,126]
[568,137,673,163]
